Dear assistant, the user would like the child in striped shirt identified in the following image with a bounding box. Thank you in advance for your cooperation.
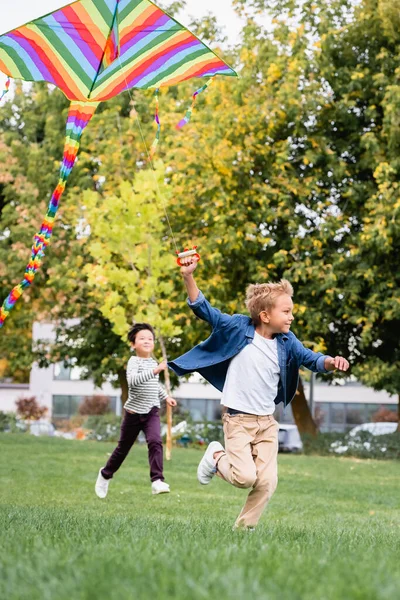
[95,323,177,497]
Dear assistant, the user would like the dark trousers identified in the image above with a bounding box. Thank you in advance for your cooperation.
[101,406,164,483]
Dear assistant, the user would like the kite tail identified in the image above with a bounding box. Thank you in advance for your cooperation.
[0,76,11,101]
[0,100,99,329]
[150,88,160,159]
[176,78,214,129]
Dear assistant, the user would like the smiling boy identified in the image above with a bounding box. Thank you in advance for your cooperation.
[95,323,177,498]
[169,259,349,530]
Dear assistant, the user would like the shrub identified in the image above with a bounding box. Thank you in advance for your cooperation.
[0,411,28,433]
[52,415,87,432]
[78,395,112,416]
[303,430,400,460]
[177,421,224,446]
[15,397,47,420]
[84,414,121,442]
[371,407,398,423]
[302,432,348,456]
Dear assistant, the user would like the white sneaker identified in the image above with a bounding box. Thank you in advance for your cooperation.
[151,479,170,495]
[197,441,225,485]
[95,468,110,499]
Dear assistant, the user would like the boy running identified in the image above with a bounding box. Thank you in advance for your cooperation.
[95,323,177,498]
[169,259,349,529]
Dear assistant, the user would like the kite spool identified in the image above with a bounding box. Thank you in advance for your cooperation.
[176,246,200,266]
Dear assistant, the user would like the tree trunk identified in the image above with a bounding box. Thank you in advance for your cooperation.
[398,394,400,432]
[291,377,319,437]
[118,367,128,412]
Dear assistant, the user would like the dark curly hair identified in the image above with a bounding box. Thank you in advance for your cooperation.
[127,323,155,344]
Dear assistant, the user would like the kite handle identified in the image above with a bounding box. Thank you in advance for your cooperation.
[176,246,200,266]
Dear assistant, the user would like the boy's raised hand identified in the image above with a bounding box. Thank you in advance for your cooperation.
[180,255,199,277]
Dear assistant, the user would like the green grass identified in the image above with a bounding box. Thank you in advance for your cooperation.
[0,435,399,600]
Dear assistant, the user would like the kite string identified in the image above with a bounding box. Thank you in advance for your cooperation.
[117,58,179,255]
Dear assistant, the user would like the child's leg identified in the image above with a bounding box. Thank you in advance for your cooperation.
[142,407,164,482]
[216,414,257,489]
[234,416,278,529]
[101,412,141,479]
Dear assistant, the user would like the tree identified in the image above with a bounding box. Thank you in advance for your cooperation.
[229,0,400,428]
[83,165,181,343]
[3,1,398,435]
[82,165,185,454]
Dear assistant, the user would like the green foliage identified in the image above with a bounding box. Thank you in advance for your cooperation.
[303,430,400,460]
[84,413,122,442]
[181,421,224,445]
[0,411,23,433]
[83,165,182,342]
[302,432,346,456]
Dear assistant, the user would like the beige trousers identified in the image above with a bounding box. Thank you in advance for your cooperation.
[217,413,279,528]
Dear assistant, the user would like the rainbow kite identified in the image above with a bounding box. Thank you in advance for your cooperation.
[0,0,237,327]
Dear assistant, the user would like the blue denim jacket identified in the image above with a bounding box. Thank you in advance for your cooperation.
[168,291,330,407]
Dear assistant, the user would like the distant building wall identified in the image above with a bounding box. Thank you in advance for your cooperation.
[0,384,30,412]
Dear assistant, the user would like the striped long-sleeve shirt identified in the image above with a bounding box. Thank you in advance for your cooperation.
[124,356,168,414]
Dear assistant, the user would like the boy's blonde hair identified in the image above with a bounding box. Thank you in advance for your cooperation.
[245,279,293,325]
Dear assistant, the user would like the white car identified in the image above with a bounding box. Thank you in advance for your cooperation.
[278,424,303,452]
[348,422,398,437]
[28,419,55,437]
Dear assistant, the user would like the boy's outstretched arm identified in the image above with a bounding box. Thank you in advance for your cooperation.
[295,338,350,373]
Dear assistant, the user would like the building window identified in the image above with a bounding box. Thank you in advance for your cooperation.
[52,395,117,418]
[53,395,84,418]
[345,403,366,427]
[178,398,222,422]
[53,362,83,381]
[314,402,330,432]
[364,404,383,421]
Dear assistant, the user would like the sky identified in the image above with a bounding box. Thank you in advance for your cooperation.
[0,0,246,90]
[0,0,244,39]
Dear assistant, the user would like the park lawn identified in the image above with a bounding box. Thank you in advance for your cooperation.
[0,434,399,600]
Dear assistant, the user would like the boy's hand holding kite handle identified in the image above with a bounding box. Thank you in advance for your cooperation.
[180,254,200,303]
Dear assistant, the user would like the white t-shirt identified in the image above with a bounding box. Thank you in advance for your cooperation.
[221,331,280,415]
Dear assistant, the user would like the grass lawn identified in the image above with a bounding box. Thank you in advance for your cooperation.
[0,434,399,600]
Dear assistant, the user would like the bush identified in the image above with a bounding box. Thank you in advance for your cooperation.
[160,404,192,426]
[15,397,47,420]
[302,432,348,456]
[84,414,122,442]
[52,415,86,432]
[371,407,398,423]
[0,411,27,433]
[302,430,400,460]
[180,421,224,446]
[78,395,112,416]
